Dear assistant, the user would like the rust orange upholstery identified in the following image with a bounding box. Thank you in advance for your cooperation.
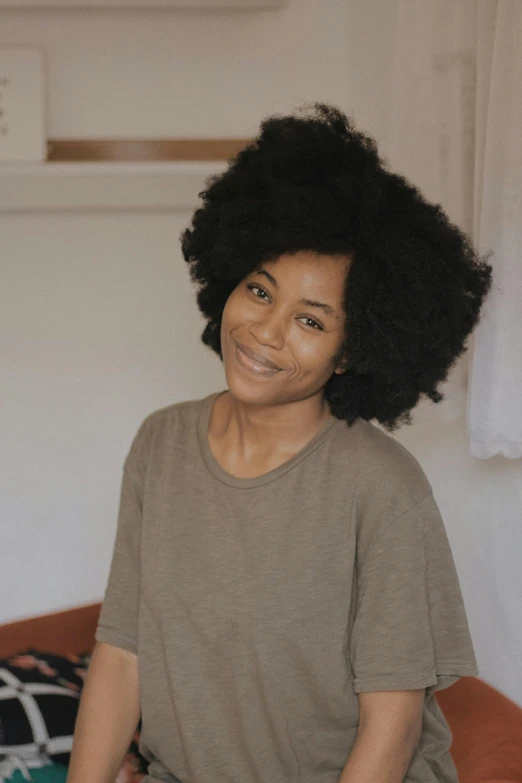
[2,604,522,781]
[435,675,522,783]
[0,603,101,658]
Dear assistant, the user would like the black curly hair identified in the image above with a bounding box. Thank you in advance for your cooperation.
[180,101,493,432]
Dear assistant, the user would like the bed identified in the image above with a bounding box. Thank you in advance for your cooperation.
[1,604,522,783]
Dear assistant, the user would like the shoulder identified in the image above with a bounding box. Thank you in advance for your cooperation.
[349,418,434,552]
[123,395,202,474]
[141,396,199,431]
[356,419,433,502]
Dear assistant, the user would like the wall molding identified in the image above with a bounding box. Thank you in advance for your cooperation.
[0,160,229,212]
[46,138,251,162]
[0,138,254,212]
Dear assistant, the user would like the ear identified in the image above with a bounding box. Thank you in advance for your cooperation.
[334,355,349,375]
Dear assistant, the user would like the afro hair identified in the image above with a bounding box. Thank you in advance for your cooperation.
[180,101,493,432]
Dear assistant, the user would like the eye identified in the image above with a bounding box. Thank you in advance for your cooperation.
[246,283,324,331]
[246,283,268,300]
[298,317,323,331]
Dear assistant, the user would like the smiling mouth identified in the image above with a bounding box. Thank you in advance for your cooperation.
[234,344,281,376]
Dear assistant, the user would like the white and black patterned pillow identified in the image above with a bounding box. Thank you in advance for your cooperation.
[0,649,90,766]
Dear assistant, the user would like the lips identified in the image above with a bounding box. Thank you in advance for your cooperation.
[234,341,281,373]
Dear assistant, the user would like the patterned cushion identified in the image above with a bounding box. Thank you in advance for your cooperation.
[0,758,68,783]
[0,649,147,779]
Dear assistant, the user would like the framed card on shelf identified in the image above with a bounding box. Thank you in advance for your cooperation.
[0,47,46,164]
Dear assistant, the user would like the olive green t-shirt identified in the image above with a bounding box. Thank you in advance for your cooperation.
[95,389,479,783]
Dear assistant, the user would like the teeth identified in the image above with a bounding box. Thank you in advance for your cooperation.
[248,355,271,370]
[237,345,277,373]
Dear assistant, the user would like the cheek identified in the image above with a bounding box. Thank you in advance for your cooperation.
[298,343,325,365]
[287,333,329,366]
[223,287,254,327]
[220,292,245,344]
[220,292,237,329]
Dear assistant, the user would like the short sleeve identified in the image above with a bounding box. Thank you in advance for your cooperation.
[350,493,479,694]
[95,415,152,655]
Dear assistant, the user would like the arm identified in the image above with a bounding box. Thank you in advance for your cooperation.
[338,689,424,783]
[66,641,141,783]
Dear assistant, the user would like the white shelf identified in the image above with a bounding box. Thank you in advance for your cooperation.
[0,160,228,213]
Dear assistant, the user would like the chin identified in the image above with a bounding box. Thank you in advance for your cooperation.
[224,367,281,408]
[225,371,266,400]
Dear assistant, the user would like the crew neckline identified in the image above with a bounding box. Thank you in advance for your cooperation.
[197,389,341,488]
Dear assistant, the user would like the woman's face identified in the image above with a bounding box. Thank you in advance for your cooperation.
[220,251,351,406]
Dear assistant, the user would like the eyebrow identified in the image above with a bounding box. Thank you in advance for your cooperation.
[253,267,343,322]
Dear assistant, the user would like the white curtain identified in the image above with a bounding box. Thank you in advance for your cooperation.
[375,0,522,459]
[368,0,522,707]
[467,1,522,459]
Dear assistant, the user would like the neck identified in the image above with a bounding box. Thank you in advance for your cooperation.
[213,390,332,455]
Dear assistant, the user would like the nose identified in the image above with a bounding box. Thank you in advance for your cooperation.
[249,308,285,350]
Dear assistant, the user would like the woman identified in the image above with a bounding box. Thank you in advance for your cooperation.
[68,103,492,783]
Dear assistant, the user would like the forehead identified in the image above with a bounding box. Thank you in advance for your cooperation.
[255,251,351,290]
[251,252,351,321]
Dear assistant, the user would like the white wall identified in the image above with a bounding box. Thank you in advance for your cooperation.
[1,0,521,707]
